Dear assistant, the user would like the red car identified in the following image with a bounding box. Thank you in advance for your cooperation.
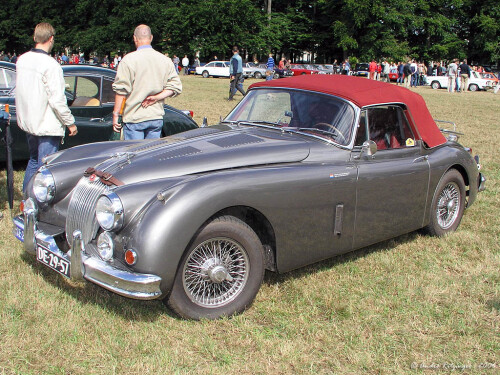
[289,64,320,76]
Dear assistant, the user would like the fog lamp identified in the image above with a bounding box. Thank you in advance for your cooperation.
[97,232,114,261]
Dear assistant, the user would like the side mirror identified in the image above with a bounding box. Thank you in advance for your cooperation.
[362,140,377,156]
[355,140,377,159]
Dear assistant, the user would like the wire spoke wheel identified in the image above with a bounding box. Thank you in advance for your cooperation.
[182,237,249,308]
[167,216,264,319]
[436,182,460,229]
[425,169,465,237]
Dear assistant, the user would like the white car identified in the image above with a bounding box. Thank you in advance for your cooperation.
[427,70,496,91]
[195,61,230,78]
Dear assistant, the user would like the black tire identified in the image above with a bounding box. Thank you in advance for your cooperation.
[469,84,478,92]
[202,70,209,78]
[273,73,280,79]
[425,169,466,237]
[166,216,265,320]
[431,81,441,89]
[254,72,262,79]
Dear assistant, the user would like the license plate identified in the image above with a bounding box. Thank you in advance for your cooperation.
[37,244,70,278]
[14,224,24,242]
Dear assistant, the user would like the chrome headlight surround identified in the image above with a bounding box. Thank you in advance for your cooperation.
[95,192,124,231]
[33,167,56,203]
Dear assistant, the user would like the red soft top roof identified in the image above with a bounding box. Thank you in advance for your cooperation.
[249,75,446,148]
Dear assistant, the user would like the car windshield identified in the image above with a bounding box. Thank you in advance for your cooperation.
[225,89,355,146]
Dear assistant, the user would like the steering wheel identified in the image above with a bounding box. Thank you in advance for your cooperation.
[313,122,347,143]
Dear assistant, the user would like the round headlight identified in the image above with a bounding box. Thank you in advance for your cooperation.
[97,232,114,261]
[95,192,124,231]
[33,168,56,203]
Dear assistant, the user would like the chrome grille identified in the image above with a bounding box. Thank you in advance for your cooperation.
[66,177,109,245]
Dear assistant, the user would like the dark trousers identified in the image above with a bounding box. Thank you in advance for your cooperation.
[229,73,246,99]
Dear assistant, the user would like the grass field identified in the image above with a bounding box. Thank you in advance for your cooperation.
[0,75,498,374]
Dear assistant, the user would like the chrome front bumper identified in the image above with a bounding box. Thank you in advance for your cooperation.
[13,210,162,300]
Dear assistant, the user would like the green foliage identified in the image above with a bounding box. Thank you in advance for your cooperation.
[0,0,498,64]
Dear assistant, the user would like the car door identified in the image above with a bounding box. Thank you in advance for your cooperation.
[352,105,430,249]
[213,61,229,77]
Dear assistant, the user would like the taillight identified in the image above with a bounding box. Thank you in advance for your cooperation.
[189,111,194,117]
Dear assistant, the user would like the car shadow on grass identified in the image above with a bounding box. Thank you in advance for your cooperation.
[263,231,420,285]
[19,231,420,322]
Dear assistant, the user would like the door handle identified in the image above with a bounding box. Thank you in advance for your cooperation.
[413,155,428,163]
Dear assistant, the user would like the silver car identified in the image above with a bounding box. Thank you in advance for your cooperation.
[13,75,485,320]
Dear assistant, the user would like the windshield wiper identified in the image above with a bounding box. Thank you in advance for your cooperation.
[248,120,281,126]
[296,127,335,137]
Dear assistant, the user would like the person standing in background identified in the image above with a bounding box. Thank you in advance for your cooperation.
[182,55,189,75]
[447,59,458,93]
[266,53,275,81]
[112,24,182,140]
[15,22,77,191]
[459,60,471,93]
[228,46,245,100]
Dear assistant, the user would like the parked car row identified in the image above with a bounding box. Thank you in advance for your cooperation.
[427,70,497,91]
[195,60,295,79]
[0,64,198,161]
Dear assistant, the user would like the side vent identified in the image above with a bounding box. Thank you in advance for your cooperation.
[334,204,344,235]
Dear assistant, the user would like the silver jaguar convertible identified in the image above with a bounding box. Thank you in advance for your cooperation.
[13,75,486,319]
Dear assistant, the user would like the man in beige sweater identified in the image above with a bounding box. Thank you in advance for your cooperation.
[112,24,182,139]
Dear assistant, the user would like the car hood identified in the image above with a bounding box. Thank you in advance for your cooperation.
[90,126,311,185]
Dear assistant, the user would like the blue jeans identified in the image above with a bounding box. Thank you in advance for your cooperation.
[23,134,61,191]
[124,119,163,140]
[411,73,418,87]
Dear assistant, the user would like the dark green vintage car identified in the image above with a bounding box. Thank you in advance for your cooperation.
[0,64,198,161]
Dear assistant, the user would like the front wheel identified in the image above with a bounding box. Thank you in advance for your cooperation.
[166,216,265,320]
[202,70,209,78]
[273,73,280,79]
[254,72,262,79]
[425,169,466,236]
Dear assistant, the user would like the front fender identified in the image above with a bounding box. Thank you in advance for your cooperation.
[122,171,259,294]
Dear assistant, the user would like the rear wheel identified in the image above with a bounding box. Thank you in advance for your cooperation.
[469,84,478,92]
[431,81,441,89]
[202,70,209,78]
[166,216,265,320]
[254,72,262,79]
[273,73,280,79]
[425,170,466,236]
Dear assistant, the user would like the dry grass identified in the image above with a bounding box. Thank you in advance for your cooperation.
[0,76,498,374]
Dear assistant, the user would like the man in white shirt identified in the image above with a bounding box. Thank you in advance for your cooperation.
[182,55,189,75]
[16,22,77,191]
[447,59,459,93]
